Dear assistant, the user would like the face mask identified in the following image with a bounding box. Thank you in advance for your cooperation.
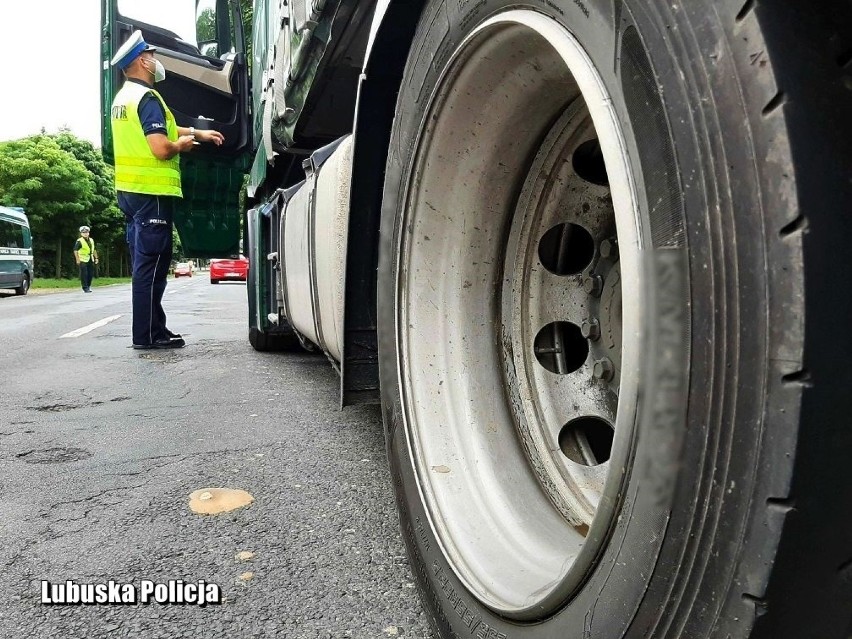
[144,57,166,83]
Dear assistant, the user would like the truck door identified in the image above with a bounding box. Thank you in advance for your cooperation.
[101,0,252,258]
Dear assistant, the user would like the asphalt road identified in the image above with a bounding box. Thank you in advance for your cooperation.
[0,277,436,639]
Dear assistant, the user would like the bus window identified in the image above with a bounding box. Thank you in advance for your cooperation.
[0,219,23,248]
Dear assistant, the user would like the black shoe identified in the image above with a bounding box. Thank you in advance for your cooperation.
[133,338,186,350]
[166,329,182,339]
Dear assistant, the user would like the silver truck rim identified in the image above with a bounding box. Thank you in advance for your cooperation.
[395,10,644,619]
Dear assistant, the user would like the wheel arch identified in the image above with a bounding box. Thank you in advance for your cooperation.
[340,0,429,407]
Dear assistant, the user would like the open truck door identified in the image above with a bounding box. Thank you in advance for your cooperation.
[100,0,252,257]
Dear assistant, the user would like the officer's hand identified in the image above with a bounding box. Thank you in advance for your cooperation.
[198,130,225,146]
[176,135,196,152]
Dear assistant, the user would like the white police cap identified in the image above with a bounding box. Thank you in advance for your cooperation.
[110,30,157,70]
[79,226,90,233]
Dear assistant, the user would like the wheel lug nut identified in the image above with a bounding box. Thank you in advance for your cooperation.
[584,275,603,297]
[592,358,615,382]
[600,238,618,260]
[581,319,601,341]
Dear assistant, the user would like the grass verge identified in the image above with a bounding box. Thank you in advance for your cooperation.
[32,277,132,289]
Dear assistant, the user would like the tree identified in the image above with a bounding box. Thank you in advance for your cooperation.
[241,0,253,68]
[53,131,128,277]
[53,131,115,220]
[173,227,185,261]
[0,135,94,277]
[197,7,218,56]
[197,7,216,42]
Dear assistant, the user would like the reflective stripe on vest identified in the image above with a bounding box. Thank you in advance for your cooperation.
[111,82,182,197]
[77,237,95,262]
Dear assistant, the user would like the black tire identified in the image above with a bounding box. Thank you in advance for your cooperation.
[14,274,29,296]
[248,326,299,352]
[377,2,852,639]
[210,279,219,284]
[245,238,301,353]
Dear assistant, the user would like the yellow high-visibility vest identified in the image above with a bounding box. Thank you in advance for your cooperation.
[111,82,182,197]
[77,237,96,262]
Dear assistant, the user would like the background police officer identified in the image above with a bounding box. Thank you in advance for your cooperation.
[109,31,224,350]
[73,226,98,293]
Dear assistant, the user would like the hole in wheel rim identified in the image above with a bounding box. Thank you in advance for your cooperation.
[533,322,588,374]
[538,223,595,275]
[573,139,609,186]
[559,417,615,465]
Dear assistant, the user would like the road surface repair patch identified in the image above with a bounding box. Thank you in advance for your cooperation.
[188,488,254,514]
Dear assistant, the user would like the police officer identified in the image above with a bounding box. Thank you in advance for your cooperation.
[73,226,98,293]
[109,31,224,350]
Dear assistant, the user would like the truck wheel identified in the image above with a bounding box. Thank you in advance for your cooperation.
[15,274,30,296]
[377,2,851,638]
[246,244,300,352]
[248,326,299,352]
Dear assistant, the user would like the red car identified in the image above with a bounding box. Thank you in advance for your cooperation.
[174,262,193,278]
[210,256,248,284]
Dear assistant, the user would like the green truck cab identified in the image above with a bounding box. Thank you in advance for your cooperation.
[100,0,252,258]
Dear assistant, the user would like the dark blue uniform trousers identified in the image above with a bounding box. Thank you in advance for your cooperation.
[118,192,174,346]
[79,261,94,291]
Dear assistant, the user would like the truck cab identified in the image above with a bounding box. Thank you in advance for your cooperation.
[100,0,372,254]
[101,0,379,368]
[101,0,254,258]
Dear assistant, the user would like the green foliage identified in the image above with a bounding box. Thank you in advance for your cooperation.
[0,135,92,228]
[0,131,131,279]
[53,130,127,276]
[173,226,185,260]
[197,7,219,56]
[197,7,216,43]
[223,0,253,70]
[241,0,253,66]
[200,1,253,60]
[0,134,93,277]
[53,131,117,223]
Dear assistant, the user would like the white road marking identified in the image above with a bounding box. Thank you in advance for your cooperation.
[60,315,123,339]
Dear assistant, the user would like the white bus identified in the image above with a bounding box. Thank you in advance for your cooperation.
[0,206,34,295]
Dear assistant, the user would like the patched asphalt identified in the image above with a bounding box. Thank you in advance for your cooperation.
[0,279,436,638]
